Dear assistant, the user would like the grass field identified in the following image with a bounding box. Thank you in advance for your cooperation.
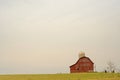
[0,73,120,80]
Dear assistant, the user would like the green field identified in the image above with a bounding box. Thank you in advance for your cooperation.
[0,73,120,80]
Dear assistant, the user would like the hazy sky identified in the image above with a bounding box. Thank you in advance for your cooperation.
[0,0,120,74]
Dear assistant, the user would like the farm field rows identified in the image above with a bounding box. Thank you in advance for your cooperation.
[0,73,120,80]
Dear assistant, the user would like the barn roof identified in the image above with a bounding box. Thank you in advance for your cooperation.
[70,56,94,68]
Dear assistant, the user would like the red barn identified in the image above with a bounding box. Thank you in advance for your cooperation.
[70,52,94,73]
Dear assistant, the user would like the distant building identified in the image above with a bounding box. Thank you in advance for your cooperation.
[70,52,94,73]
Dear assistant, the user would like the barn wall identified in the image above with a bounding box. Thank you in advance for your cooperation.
[70,57,94,73]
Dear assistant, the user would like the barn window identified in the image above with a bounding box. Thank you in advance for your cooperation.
[83,64,87,66]
[86,63,90,66]
[82,59,89,62]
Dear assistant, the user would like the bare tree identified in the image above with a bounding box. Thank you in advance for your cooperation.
[107,61,115,73]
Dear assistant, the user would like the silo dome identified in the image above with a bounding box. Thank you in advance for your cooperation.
[79,51,85,58]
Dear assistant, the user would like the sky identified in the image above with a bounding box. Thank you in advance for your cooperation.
[0,0,120,74]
